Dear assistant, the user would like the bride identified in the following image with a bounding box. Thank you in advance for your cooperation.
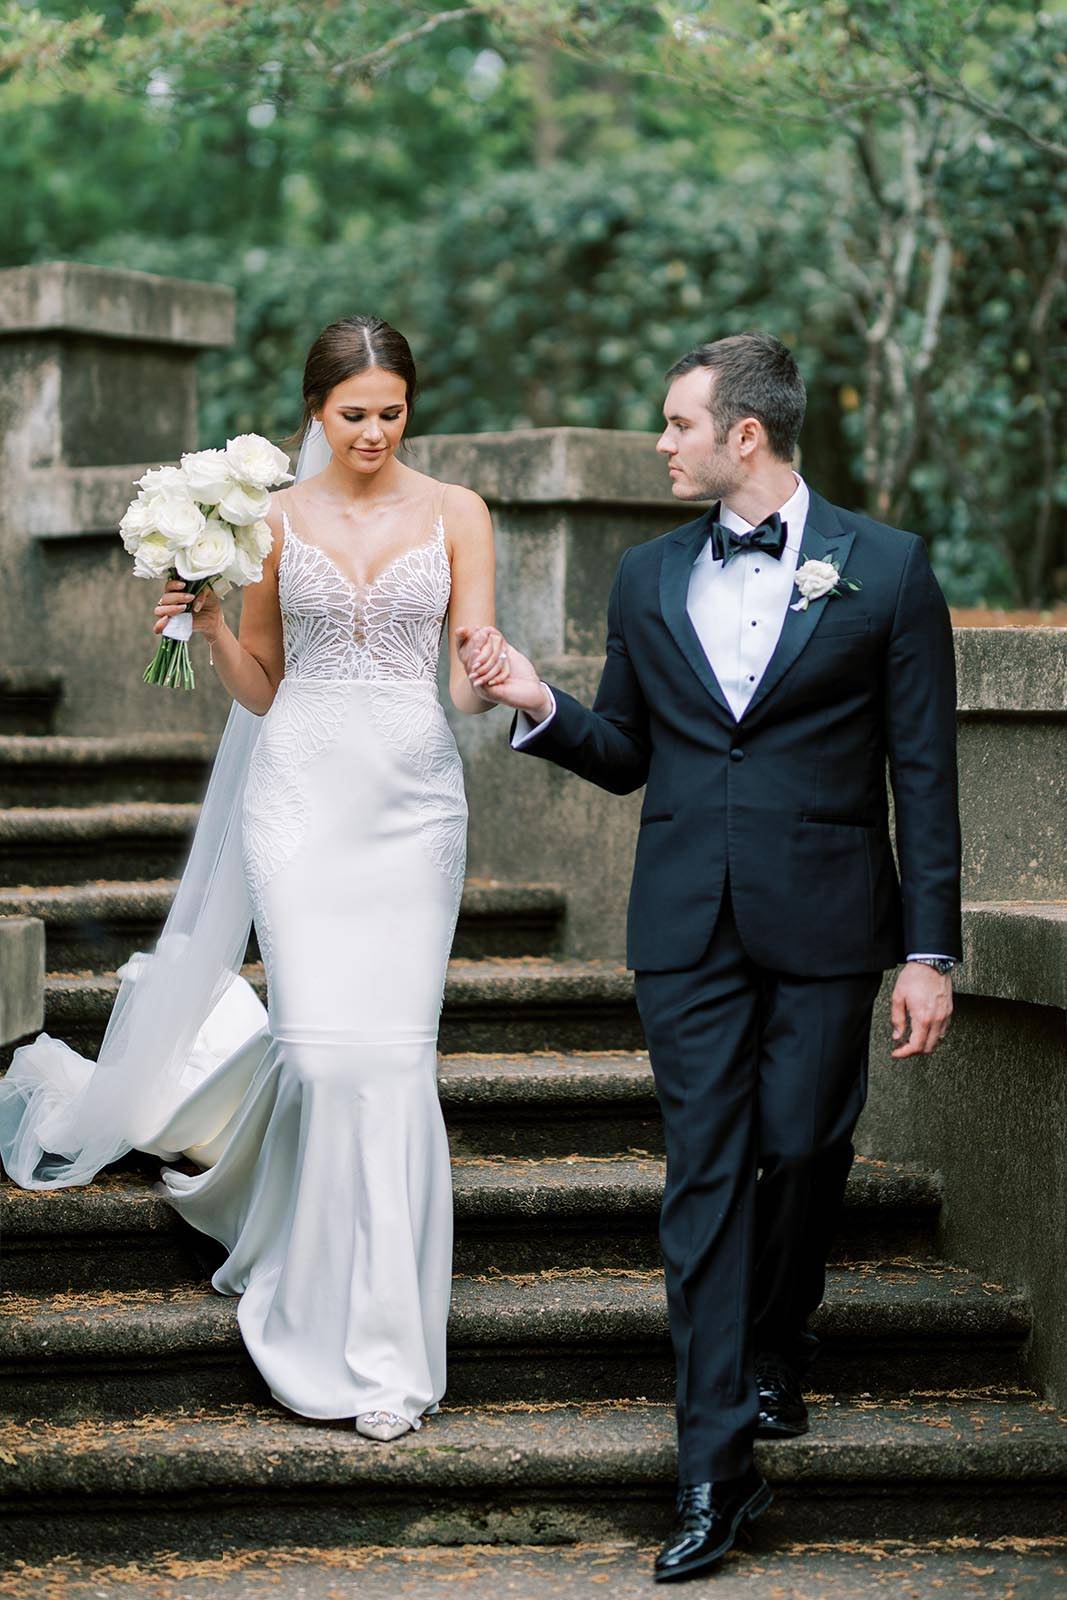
[0,315,511,1441]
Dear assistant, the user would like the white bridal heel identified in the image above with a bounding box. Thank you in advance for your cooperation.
[355,1410,413,1442]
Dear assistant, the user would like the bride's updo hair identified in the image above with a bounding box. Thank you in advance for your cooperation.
[292,315,419,447]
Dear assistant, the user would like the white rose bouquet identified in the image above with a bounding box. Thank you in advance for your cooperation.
[121,433,293,689]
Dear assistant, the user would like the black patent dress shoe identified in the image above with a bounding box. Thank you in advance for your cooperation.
[755,1353,809,1438]
[653,1464,773,1582]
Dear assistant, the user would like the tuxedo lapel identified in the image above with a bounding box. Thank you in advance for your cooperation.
[741,492,857,721]
[659,512,735,720]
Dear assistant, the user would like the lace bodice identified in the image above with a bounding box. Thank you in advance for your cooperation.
[279,510,451,683]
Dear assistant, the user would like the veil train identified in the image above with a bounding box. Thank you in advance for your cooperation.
[0,422,331,1188]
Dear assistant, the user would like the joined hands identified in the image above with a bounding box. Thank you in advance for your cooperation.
[455,626,552,720]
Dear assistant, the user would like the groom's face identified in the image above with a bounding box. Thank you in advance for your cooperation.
[657,368,744,502]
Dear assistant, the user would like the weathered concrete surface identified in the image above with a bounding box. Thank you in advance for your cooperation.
[0,916,44,1044]
[0,801,201,884]
[5,1539,1065,1600]
[0,1153,936,1250]
[0,732,215,803]
[0,666,63,734]
[2,1399,1064,1559]
[956,625,1067,714]
[1,1150,938,1291]
[955,713,1065,901]
[956,901,1066,1009]
[0,262,235,348]
[0,1262,1034,1423]
[409,427,687,507]
[0,1262,1028,1369]
[0,263,236,735]
[30,958,646,1061]
[0,876,565,969]
[22,462,185,536]
[861,986,1066,1406]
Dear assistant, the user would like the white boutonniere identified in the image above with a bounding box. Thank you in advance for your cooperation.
[791,556,862,612]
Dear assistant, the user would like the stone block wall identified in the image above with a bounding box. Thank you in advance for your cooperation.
[0,262,237,736]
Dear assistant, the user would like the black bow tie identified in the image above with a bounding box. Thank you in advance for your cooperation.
[708,512,788,566]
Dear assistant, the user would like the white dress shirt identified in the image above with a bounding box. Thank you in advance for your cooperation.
[511,475,951,965]
[688,473,808,720]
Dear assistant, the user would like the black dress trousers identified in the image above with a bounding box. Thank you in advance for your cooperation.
[633,874,882,1484]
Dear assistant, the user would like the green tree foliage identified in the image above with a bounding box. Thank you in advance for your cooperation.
[1,1,1063,603]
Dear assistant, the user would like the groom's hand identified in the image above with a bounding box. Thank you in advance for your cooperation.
[455,625,552,718]
[890,963,953,1058]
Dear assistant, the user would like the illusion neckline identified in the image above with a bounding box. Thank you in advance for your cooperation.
[281,510,446,600]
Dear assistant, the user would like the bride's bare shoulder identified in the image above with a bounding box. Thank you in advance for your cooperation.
[438,481,491,537]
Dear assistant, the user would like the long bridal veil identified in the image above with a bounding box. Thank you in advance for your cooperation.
[0,422,329,1188]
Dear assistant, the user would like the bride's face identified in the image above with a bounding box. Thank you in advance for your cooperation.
[317,368,409,474]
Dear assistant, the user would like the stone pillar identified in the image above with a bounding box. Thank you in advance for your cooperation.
[0,263,235,734]
[410,428,686,960]
[0,918,44,1045]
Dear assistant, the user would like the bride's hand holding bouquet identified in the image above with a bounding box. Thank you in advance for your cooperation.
[122,432,293,689]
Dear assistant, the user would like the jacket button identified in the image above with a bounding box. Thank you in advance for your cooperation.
[729,747,745,762]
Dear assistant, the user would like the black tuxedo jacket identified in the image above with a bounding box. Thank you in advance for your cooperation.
[514,490,962,976]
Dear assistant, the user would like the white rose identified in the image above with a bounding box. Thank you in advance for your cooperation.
[119,495,158,553]
[216,481,271,526]
[132,533,176,580]
[175,519,237,581]
[151,492,207,549]
[180,448,234,506]
[791,558,840,611]
[237,518,274,560]
[136,464,186,497]
[218,540,264,590]
[224,433,294,490]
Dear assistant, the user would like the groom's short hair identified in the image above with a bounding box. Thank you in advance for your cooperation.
[665,333,806,461]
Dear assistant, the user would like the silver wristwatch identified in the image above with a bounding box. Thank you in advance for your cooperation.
[910,957,957,975]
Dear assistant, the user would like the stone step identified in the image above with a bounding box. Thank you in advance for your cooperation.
[440,1051,661,1159]
[0,668,63,737]
[0,733,214,805]
[0,1263,1032,1420]
[8,1536,1066,1600]
[0,879,567,970]
[0,1154,941,1290]
[0,803,197,885]
[2,1398,1064,1559]
[24,959,643,1061]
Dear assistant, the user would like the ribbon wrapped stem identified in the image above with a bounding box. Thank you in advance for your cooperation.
[142,576,211,691]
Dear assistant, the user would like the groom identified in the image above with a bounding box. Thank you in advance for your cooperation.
[458,333,961,1582]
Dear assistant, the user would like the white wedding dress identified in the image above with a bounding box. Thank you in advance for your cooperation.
[4,494,466,1429]
[154,498,467,1424]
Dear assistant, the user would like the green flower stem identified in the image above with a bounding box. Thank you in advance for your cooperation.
[142,573,211,692]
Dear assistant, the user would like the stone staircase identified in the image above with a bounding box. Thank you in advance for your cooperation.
[1,684,1065,1586]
